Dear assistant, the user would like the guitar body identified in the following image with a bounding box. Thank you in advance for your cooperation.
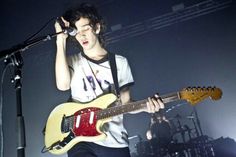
[44,93,117,155]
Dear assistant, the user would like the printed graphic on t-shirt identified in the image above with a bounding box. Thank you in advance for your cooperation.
[84,75,113,93]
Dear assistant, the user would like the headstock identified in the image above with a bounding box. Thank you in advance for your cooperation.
[179,86,222,105]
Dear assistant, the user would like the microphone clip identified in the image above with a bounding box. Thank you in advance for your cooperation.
[56,17,77,36]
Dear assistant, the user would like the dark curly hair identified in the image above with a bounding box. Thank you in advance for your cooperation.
[63,3,106,48]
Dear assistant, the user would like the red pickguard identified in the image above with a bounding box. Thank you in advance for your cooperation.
[73,107,101,137]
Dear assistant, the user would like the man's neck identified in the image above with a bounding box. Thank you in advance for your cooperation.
[84,46,107,61]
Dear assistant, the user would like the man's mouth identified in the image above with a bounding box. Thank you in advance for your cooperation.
[82,41,88,45]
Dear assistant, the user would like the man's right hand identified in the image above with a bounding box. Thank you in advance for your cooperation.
[55,17,70,41]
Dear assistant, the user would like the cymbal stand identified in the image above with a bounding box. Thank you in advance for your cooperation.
[175,114,192,157]
[175,114,186,143]
[189,112,200,137]
[193,107,203,136]
[192,107,214,157]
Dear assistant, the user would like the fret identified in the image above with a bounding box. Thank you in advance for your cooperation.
[162,92,180,103]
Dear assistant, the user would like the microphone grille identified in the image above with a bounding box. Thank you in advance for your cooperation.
[67,28,77,36]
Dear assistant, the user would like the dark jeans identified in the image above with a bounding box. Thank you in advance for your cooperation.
[68,142,131,157]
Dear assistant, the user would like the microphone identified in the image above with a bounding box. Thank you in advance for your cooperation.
[56,17,77,36]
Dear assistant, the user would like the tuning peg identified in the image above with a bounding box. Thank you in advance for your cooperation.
[207,86,212,90]
[186,87,191,90]
[212,86,216,91]
[191,87,194,91]
[199,87,203,91]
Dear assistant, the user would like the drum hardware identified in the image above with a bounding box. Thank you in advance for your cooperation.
[187,112,200,138]
[187,135,215,157]
[175,114,187,143]
[193,107,204,136]
[132,100,221,157]
[128,135,141,140]
[183,125,192,141]
[134,111,216,157]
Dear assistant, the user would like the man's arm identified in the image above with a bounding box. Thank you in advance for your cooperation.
[54,20,71,91]
[119,87,131,104]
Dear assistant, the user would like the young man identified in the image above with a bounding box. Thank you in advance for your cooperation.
[54,3,164,157]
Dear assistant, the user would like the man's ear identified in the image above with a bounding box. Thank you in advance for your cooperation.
[95,23,101,34]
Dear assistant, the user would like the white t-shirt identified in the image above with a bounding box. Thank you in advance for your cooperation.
[68,52,134,148]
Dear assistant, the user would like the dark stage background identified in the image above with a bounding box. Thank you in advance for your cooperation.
[0,0,236,157]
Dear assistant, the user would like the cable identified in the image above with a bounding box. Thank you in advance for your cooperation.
[0,62,12,157]
[24,17,57,43]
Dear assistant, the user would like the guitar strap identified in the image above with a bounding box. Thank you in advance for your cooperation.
[108,53,120,97]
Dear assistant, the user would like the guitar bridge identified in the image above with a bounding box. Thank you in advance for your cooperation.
[49,131,75,150]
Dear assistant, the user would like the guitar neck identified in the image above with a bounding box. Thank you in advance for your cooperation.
[97,92,181,120]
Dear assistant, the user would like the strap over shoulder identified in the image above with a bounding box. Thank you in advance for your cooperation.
[108,53,120,96]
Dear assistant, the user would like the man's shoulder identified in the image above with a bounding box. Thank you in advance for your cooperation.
[114,54,128,63]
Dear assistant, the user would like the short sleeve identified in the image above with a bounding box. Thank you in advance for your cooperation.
[116,55,134,90]
[67,53,80,73]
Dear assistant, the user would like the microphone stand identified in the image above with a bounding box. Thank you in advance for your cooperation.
[0,31,63,59]
[0,30,64,157]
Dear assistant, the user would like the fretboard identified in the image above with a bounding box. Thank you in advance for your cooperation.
[97,92,180,120]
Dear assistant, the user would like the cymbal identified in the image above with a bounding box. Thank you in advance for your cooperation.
[169,114,195,120]
[173,128,192,134]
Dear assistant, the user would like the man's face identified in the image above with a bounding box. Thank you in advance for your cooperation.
[74,18,100,51]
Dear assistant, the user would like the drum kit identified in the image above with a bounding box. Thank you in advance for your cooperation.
[133,108,215,157]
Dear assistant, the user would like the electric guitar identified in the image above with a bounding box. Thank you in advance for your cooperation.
[44,86,222,155]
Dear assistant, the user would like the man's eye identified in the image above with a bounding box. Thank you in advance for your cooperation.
[84,26,90,30]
